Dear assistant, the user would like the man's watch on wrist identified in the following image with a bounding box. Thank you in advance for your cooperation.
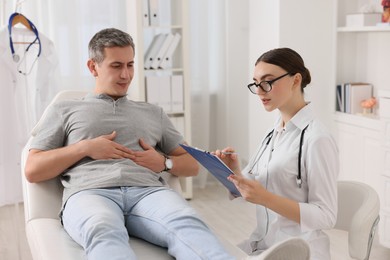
[163,156,173,171]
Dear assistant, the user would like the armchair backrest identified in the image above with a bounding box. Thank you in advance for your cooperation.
[21,90,89,222]
[335,181,380,260]
[21,137,64,221]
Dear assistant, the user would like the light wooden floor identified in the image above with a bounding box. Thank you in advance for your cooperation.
[1,183,390,260]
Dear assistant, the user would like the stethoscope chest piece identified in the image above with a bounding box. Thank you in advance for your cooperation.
[13,54,20,63]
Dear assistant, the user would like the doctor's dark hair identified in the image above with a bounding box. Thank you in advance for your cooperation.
[255,48,311,92]
[88,28,135,64]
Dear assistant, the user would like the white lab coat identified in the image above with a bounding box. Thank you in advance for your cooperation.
[0,25,59,206]
[239,103,339,260]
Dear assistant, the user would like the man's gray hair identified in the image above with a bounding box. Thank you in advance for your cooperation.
[88,28,135,64]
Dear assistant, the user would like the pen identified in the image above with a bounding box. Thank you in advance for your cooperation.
[221,151,237,155]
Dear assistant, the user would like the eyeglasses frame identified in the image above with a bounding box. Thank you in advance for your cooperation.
[247,72,291,94]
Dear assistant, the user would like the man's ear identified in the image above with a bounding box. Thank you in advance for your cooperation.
[87,59,98,77]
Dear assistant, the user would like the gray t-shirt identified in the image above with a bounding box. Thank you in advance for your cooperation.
[30,93,183,205]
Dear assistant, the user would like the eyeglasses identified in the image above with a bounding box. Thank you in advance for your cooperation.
[247,72,290,94]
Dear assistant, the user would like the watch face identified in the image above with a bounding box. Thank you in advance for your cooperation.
[165,158,173,170]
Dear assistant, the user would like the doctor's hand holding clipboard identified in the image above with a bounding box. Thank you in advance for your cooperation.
[214,148,268,203]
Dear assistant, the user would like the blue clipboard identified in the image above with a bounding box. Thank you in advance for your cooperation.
[180,144,241,197]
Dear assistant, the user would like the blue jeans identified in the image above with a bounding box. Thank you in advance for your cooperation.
[62,186,234,260]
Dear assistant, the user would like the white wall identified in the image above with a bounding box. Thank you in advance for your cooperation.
[225,0,250,163]
[248,0,280,154]
[189,0,250,185]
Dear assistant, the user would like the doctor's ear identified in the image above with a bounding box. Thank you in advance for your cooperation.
[293,73,302,87]
[87,59,98,77]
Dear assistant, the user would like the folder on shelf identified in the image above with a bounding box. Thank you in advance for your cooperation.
[142,0,150,26]
[149,0,159,26]
[180,144,241,197]
[159,33,181,69]
[150,33,175,69]
[171,75,184,112]
[144,33,167,69]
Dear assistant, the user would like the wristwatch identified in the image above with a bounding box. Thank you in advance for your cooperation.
[163,156,173,171]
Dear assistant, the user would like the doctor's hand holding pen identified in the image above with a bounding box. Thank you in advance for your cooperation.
[213,147,241,175]
[214,148,268,204]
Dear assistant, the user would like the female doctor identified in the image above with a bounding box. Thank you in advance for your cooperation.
[215,48,339,259]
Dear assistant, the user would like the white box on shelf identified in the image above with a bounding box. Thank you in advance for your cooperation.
[346,13,382,27]
[349,83,373,114]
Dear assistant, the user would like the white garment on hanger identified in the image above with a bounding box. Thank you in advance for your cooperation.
[0,25,59,206]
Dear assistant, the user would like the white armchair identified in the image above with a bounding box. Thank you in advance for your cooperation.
[20,90,181,259]
[334,181,380,260]
[20,90,245,260]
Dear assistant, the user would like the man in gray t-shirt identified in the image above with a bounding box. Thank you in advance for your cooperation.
[24,28,233,260]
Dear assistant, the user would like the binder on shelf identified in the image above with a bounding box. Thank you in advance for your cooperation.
[344,83,351,113]
[171,75,184,112]
[145,75,171,112]
[336,84,343,112]
[159,76,172,112]
[145,76,160,106]
[144,33,166,69]
[149,0,159,26]
[159,33,181,69]
[158,0,172,26]
[142,0,150,26]
[150,33,175,69]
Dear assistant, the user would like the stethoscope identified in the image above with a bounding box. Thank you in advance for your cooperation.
[248,123,310,252]
[8,12,42,75]
[249,124,309,188]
